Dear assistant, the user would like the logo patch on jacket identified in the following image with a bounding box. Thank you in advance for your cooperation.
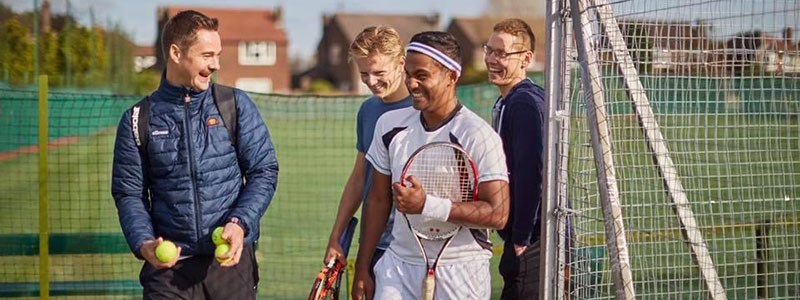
[152,129,169,136]
[207,117,219,126]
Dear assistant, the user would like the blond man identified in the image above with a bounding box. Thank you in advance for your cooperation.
[323,26,412,278]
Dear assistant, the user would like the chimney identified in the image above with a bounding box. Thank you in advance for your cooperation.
[784,27,794,42]
[426,12,440,28]
[41,0,51,33]
[273,6,283,28]
[322,14,331,26]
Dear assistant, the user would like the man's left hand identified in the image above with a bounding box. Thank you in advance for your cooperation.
[218,221,245,267]
[514,243,527,256]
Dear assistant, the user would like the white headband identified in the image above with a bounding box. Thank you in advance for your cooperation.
[406,42,462,78]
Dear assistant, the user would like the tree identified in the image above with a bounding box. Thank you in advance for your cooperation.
[0,2,14,24]
[0,4,138,91]
[0,18,34,85]
[57,23,107,87]
[40,31,59,78]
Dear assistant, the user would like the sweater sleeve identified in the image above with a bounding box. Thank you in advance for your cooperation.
[507,98,545,246]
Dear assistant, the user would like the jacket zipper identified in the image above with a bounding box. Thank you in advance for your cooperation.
[184,93,203,246]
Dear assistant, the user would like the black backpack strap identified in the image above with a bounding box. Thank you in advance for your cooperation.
[132,96,150,157]
[213,84,238,150]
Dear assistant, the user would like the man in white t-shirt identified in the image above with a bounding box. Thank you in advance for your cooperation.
[352,31,510,300]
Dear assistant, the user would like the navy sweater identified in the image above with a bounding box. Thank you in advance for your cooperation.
[493,79,546,246]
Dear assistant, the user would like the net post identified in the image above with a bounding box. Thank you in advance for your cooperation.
[569,0,636,298]
[540,0,569,299]
[756,220,770,299]
[346,258,355,300]
[38,75,50,300]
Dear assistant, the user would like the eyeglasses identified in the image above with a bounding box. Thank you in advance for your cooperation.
[482,44,528,59]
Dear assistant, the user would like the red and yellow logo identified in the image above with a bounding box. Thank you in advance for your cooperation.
[207,117,219,126]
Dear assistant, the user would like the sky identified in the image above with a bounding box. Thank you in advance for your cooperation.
[2,0,490,59]
[2,0,798,60]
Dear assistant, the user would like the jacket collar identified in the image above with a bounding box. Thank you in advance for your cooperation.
[153,71,211,105]
[504,78,534,100]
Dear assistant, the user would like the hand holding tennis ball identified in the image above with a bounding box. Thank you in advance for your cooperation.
[212,226,226,245]
[155,240,178,263]
[215,243,233,264]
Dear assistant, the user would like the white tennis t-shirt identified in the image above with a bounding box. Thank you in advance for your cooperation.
[366,105,508,265]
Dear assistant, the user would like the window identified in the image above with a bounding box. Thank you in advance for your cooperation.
[653,48,671,69]
[235,78,272,93]
[329,44,341,66]
[239,41,276,66]
[134,55,156,72]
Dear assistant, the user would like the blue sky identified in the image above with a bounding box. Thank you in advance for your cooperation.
[3,0,798,59]
[2,0,489,58]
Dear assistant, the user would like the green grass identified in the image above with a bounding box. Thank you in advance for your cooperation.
[564,114,800,299]
[0,95,505,299]
[0,87,798,298]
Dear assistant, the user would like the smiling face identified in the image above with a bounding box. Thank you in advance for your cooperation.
[404,52,456,114]
[484,31,531,90]
[355,53,405,100]
[168,29,222,92]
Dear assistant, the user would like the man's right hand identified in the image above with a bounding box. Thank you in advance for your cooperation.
[351,266,374,300]
[139,237,181,269]
[324,238,347,265]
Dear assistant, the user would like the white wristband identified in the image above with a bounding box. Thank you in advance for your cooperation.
[421,195,452,222]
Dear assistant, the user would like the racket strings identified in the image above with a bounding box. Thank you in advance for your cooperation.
[404,144,477,240]
[409,146,475,204]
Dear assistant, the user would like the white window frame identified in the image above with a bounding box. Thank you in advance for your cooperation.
[235,77,273,93]
[238,41,277,66]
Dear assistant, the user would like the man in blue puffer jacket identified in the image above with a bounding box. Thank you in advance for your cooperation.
[111,10,278,299]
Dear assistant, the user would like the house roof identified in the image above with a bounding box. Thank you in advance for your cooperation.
[159,6,287,42]
[326,13,441,43]
[447,17,547,50]
[763,38,800,53]
[134,45,155,57]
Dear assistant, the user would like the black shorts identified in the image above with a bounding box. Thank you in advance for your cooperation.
[139,245,259,300]
[499,240,541,300]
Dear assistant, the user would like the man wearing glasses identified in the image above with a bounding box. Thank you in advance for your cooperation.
[483,18,546,300]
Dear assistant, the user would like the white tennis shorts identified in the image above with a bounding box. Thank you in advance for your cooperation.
[373,250,491,300]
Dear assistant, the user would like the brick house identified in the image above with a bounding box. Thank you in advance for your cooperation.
[305,13,440,94]
[757,28,800,75]
[605,20,719,75]
[155,6,290,93]
[134,45,156,73]
[446,17,547,73]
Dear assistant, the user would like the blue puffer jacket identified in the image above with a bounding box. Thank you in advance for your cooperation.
[112,78,279,257]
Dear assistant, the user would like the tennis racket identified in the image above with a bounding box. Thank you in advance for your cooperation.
[309,217,358,300]
[400,142,478,300]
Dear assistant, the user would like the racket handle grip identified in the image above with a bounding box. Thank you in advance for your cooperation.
[422,271,435,300]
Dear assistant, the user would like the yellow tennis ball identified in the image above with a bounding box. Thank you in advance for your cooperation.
[155,240,177,263]
[212,226,225,245]
[215,243,232,264]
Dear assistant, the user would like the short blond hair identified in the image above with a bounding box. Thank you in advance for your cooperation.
[348,25,403,62]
